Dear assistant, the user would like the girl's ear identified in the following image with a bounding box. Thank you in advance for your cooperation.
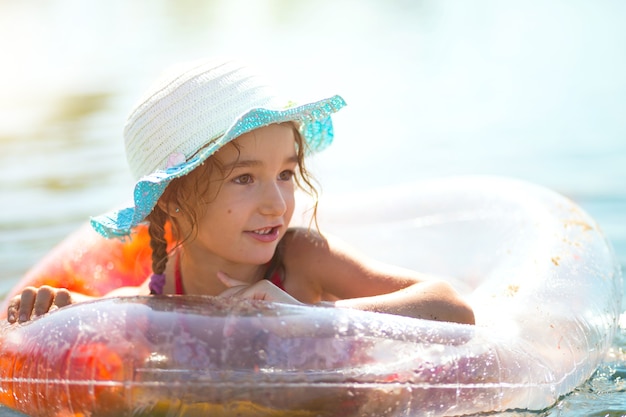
[157,200,181,218]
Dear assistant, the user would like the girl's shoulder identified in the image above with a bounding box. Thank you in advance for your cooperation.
[280,227,424,302]
[282,227,369,262]
[278,227,334,301]
[281,227,331,260]
[280,227,368,299]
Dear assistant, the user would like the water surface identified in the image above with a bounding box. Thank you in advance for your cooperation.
[0,1,624,415]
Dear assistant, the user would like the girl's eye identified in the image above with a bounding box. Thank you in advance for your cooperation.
[279,170,295,181]
[234,174,253,184]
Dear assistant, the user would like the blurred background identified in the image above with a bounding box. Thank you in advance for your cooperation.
[0,0,624,415]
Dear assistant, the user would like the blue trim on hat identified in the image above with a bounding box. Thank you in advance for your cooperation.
[91,95,346,239]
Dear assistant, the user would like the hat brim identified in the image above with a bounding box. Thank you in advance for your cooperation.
[91,95,346,239]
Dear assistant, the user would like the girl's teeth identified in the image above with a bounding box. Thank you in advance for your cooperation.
[255,228,272,235]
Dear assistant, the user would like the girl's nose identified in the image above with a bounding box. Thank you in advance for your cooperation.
[259,182,288,216]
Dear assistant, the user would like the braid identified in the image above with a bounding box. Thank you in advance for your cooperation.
[143,170,200,294]
[147,207,169,294]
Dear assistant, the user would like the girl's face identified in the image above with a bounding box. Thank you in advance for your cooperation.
[183,123,298,267]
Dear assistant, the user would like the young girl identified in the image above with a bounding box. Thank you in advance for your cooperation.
[7,59,474,325]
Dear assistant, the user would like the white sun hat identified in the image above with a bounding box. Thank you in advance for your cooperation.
[91,58,346,239]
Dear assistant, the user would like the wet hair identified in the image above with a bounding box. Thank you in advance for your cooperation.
[145,123,320,282]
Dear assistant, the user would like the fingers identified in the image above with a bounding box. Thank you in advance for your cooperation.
[216,271,265,299]
[17,286,37,323]
[216,272,302,305]
[216,273,272,301]
[6,286,72,324]
[33,286,56,317]
[53,288,72,308]
[7,293,24,324]
[216,271,246,288]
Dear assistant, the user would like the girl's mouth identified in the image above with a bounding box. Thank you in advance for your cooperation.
[247,226,280,242]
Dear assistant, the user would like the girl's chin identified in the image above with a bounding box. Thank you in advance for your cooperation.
[239,247,279,266]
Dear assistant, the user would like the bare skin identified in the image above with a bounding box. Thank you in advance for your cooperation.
[8,234,474,325]
[7,124,475,326]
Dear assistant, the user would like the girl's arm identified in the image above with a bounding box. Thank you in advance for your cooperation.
[283,228,475,325]
[333,280,475,324]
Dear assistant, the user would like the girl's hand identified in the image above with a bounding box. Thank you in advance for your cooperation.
[7,285,73,324]
[216,272,302,305]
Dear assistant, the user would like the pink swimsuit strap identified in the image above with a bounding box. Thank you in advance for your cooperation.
[266,268,285,291]
[174,249,184,295]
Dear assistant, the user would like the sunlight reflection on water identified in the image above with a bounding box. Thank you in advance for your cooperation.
[0,1,624,415]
